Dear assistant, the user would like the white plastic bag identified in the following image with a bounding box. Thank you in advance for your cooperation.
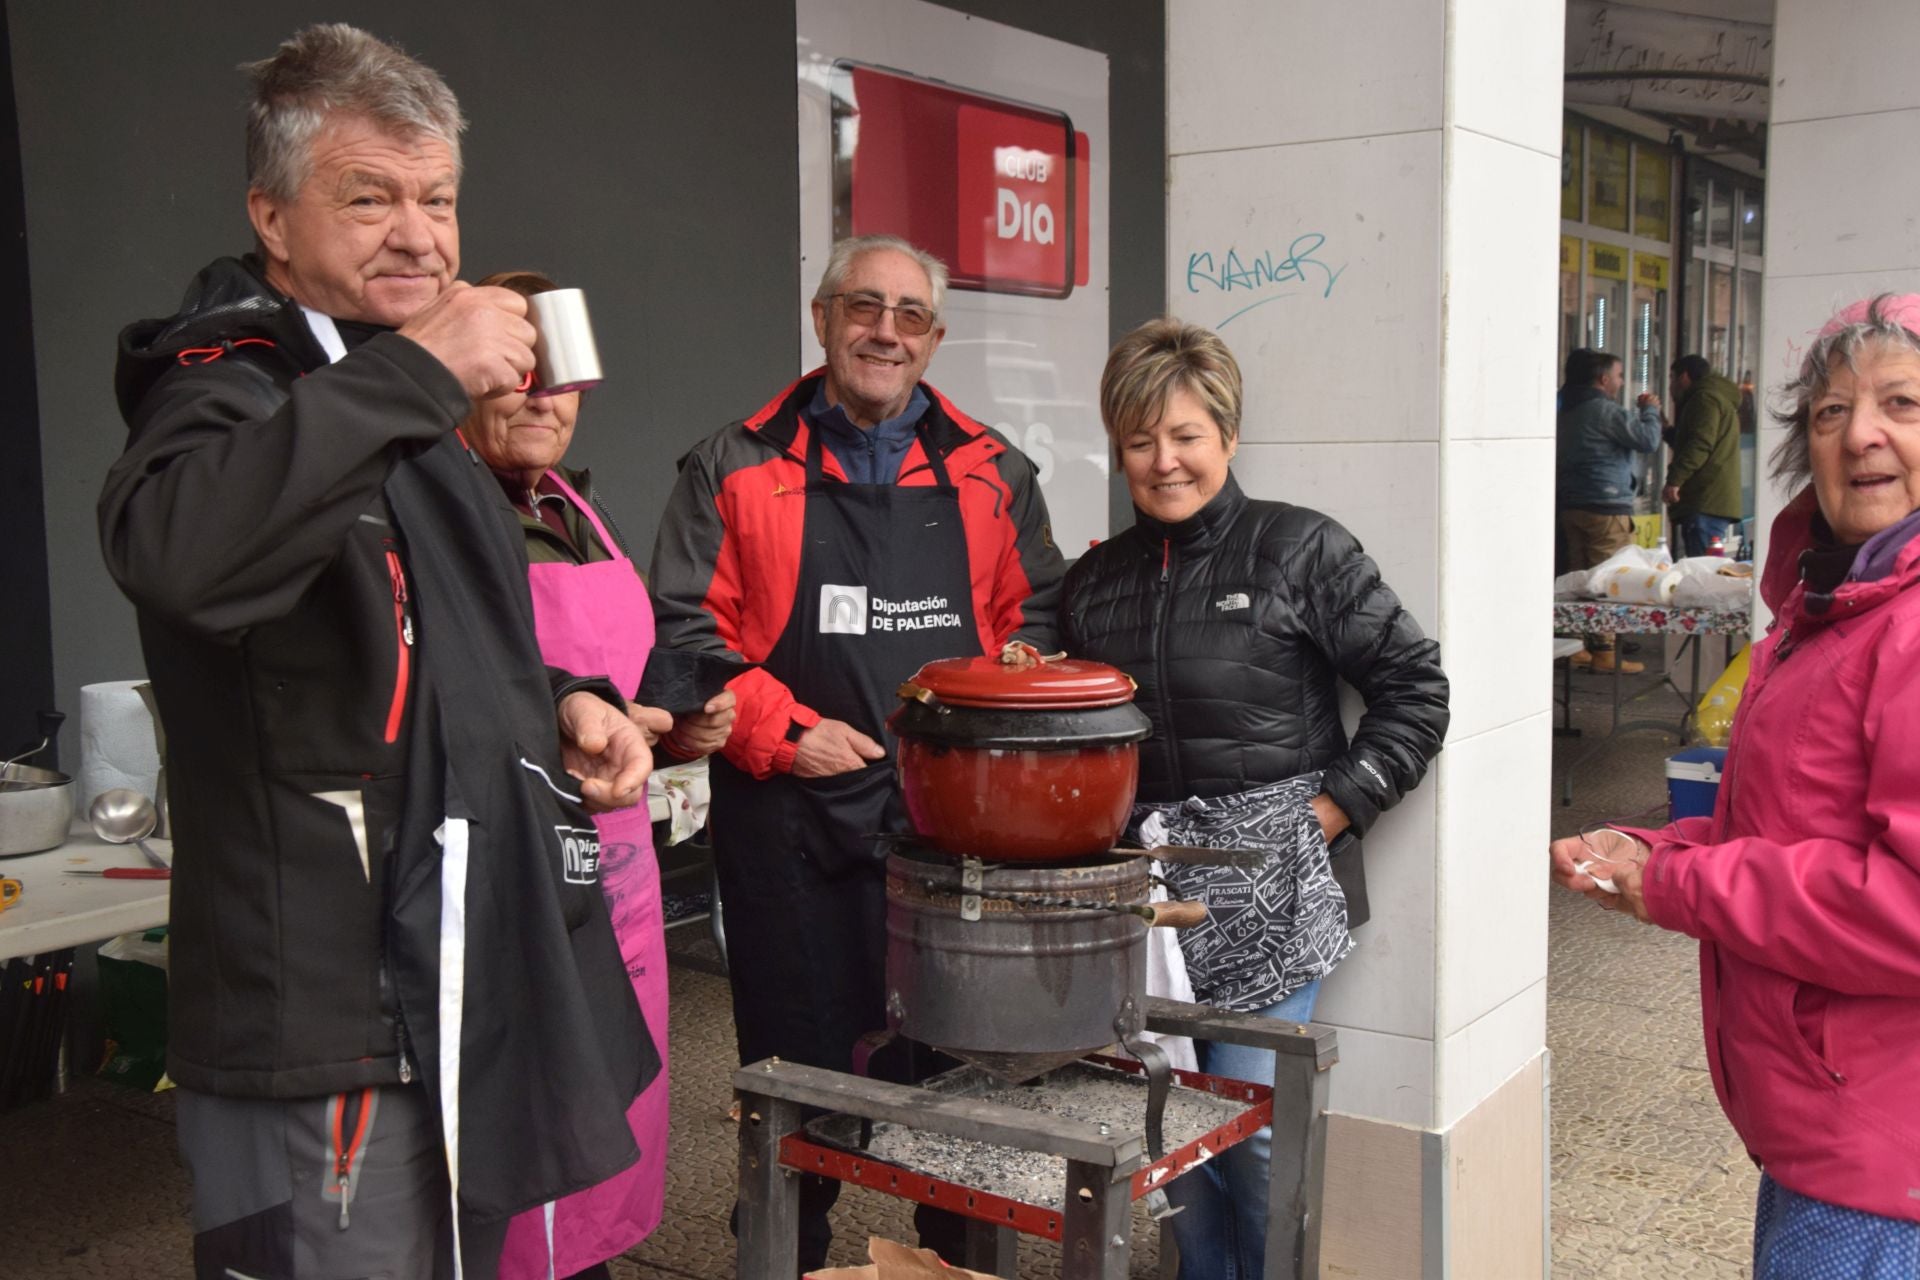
[1585,542,1680,604]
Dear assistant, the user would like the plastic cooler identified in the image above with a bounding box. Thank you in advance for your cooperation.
[1667,746,1726,821]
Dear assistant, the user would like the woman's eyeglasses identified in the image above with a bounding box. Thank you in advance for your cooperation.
[829,293,938,337]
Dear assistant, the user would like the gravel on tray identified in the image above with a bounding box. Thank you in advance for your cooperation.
[850,1062,1253,1210]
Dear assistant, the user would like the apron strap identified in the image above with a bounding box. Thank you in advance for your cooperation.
[542,471,625,562]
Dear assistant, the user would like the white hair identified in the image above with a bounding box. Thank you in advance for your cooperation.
[812,235,949,314]
[242,24,466,202]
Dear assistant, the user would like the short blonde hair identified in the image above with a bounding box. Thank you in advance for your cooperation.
[1099,318,1242,450]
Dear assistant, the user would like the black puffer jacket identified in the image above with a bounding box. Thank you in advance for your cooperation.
[1062,474,1449,923]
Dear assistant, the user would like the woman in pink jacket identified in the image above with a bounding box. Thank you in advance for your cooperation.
[1552,294,1920,1277]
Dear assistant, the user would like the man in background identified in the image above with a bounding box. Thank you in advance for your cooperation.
[1664,354,1744,557]
[1557,347,1662,672]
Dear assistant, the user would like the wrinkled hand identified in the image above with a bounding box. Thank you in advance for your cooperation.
[627,703,674,745]
[1662,484,1682,505]
[791,717,886,778]
[558,691,652,812]
[398,282,537,400]
[1549,832,1653,922]
[663,690,736,760]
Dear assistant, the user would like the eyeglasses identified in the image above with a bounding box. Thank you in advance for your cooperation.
[828,293,938,337]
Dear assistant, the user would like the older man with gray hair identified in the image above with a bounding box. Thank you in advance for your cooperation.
[652,233,1064,1270]
[99,25,655,1279]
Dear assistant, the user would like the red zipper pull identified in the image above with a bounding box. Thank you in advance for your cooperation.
[1161,538,1171,583]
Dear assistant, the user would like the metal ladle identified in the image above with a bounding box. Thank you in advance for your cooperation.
[88,789,170,870]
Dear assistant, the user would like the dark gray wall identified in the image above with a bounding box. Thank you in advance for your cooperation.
[14,2,1162,762]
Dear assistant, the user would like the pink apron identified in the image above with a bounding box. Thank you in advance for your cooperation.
[500,472,667,1279]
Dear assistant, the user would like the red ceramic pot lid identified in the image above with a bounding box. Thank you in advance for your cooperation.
[900,656,1138,709]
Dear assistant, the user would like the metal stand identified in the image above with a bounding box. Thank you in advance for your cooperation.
[732,998,1336,1280]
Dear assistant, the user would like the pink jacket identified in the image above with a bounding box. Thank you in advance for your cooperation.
[1632,528,1920,1220]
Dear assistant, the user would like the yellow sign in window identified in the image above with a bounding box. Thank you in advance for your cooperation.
[1561,235,1580,274]
[1634,252,1670,291]
[1588,242,1628,281]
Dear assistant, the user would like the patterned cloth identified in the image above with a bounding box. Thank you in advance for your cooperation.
[1552,599,1751,637]
[1753,1173,1920,1279]
[1132,773,1352,1013]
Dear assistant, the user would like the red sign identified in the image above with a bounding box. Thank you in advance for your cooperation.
[833,62,1088,299]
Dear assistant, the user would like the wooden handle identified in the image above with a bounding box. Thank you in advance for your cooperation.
[1147,900,1208,929]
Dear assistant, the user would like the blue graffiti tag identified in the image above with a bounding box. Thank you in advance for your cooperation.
[1185,233,1346,329]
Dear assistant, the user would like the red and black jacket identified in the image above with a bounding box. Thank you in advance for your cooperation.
[650,372,1064,777]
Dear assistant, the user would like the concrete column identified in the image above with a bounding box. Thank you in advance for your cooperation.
[1755,0,1920,622]
[1165,2,1563,1274]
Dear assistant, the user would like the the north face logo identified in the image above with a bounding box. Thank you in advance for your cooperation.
[1214,592,1251,611]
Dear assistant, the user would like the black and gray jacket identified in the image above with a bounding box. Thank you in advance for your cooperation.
[101,256,654,1221]
[1061,473,1450,927]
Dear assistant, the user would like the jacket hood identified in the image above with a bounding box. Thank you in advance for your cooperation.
[1760,485,1818,614]
[114,255,322,424]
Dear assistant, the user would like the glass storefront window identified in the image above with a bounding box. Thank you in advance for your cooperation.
[1708,183,1734,251]
[1634,148,1671,241]
[1737,269,1762,427]
[1560,237,1582,374]
[1588,133,1631,234]
[1631,254,1670,503]
[1562,123,1583,221]
[1587,242,1629,359]
[1739,191,1764,260]
[1707,264,1733,372]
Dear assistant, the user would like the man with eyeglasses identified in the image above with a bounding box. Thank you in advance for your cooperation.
[652,233,1064,1270]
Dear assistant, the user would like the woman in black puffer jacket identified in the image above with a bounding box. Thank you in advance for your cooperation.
[1061,318,1449,1280]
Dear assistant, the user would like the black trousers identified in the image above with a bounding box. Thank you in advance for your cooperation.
[715,838,964,1270]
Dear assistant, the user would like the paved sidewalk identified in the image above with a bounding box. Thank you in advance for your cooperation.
[1546,659,1755,1280]
[0,652,1752,1278]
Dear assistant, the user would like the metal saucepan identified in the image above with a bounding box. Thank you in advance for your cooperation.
[0,762,75,857]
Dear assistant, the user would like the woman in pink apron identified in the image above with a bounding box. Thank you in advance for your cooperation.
[462,271,735,1280]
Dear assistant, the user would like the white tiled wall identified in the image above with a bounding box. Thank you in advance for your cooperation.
[1433,713,1552,1039]
[1756,1,1920,626]
[1439,439,1556,741]
[1766,111,1920,280]
[1168,132,1445,445]
[1167,0,1443,155]
[1450,0,1564,156]
[1440,130,1560,444]
[1166,0,1561,1135]
[1772,0,1920,124]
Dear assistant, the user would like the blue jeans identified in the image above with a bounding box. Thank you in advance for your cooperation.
[1166,980,1322,1280]
[1675,512,1735,559]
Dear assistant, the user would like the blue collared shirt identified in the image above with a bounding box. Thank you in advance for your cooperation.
[808,382,929,485]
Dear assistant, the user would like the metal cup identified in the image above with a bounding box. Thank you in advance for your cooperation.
[527,288,603,396]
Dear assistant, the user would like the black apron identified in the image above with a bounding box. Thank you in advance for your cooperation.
[709,421,981,1073]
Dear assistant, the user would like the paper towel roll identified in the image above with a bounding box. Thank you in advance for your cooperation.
[78,681,162,812]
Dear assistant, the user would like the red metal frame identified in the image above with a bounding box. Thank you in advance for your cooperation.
[775,1058,1274,1240]
[780,1134,1069,1240]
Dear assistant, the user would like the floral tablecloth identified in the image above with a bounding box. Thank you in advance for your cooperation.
[1553,599,1751,637]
